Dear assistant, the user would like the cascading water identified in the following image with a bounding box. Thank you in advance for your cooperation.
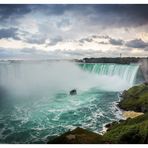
[0,61,140,143]
[79,63,139,86]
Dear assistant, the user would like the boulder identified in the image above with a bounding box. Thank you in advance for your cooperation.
[70,89,77,95]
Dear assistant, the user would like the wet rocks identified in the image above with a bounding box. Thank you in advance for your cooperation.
[70,89,77,95]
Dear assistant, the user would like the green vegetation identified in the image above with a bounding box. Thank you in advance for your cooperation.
[118,83,148,112]
[104,113,148,144]
[104,83,148,143]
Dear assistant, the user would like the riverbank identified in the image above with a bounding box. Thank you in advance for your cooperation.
[48,83,148,144]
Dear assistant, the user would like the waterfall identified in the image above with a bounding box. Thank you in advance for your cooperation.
[0,61,140,94]
[79,63,139,86]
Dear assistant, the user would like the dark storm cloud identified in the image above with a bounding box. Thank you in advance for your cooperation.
[0,27,19,40]
[84,4,148,27]
[79,35,124,46]
[0,4,31,21]
[125,39,148,48]
[0,4,74,21]
[32,4,71,16]
[109,38,124,46]
[37,4,148,27]
[1,4,148,28]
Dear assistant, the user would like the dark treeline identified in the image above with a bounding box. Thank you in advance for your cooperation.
[77,57,148,64]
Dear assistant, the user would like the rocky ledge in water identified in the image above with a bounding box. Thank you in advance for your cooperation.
[48,83,148,144]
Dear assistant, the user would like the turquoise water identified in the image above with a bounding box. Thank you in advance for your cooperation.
[0,61,139,143]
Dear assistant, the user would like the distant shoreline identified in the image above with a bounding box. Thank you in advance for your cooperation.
[77,57,148,64]
[0,57,148,63]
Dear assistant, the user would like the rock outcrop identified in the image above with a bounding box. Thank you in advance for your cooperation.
[70,89,77,95]
[48,127,106,144]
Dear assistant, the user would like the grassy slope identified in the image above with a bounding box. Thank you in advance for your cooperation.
[104,83,148,143]
[103,113,148,144]
[118,83,148,112]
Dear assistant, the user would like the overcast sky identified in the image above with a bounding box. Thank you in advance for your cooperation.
[0,4,148,59]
